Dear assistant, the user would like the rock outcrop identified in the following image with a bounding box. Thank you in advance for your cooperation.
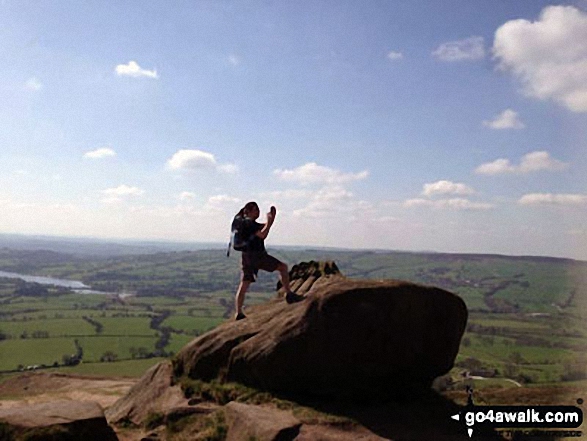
[224,402,302,441]
[277,260,344,295]
[0,400,118,441]
[174,261,468,399]
[105,358,188,426]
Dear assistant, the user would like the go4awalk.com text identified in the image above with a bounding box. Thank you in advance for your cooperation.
[451,405,583,438]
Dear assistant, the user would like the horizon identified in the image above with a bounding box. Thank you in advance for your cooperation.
[1,1,586,259]
[0,232,584,263]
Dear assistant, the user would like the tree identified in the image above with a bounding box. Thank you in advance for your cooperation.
[100,351,118,362]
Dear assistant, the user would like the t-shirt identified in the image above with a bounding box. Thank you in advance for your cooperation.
[240,219,266,253]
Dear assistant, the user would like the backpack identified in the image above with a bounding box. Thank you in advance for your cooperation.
[226,215,252,257]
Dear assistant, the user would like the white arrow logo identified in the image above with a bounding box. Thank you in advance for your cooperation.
[468,428,473,438]
[451,413,460,421]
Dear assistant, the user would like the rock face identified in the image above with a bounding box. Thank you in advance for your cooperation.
[174,261,468,399]
[0,400,118,441]
[224,402,302,441]
[277,260,344,295]
[105,358,187,426]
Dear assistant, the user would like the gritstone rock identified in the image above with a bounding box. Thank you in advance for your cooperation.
[174,261,468,399]
[0,400,118,441]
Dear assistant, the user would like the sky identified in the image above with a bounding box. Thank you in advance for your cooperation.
[1,0,587,260]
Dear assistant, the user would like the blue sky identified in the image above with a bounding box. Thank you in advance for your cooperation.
[1,0,587,259]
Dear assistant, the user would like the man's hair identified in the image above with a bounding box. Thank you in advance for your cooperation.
[237,201,259,218]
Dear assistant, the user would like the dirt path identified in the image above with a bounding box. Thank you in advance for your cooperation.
[0,372,136,410]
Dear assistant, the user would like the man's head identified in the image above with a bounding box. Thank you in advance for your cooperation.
[242,201,260,220]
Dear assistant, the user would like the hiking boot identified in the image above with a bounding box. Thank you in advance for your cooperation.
[235,312,247,321]
[285,291,304,304]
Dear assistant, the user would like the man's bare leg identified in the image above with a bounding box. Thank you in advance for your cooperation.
[235,280,251,318]
[277,262,304,303]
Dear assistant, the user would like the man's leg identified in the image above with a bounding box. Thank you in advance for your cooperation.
[235,280,251,318]
[277,262,292,292]
[276,262,304,303]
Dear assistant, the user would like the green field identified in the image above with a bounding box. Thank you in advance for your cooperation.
[0,338,75,370]
[0,247,586,393]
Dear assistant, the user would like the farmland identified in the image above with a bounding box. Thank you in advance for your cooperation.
[0,244,586,392]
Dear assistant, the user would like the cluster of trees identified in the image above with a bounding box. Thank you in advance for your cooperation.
[62,339,83,366]
[82,316,103,334]
[0,329,54,340]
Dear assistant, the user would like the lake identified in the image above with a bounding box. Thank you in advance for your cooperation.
[0,270,99,292]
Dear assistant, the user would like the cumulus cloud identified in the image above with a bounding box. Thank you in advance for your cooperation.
[387,51,404,60]
[273,162,369,186]
[493,6,587,112]
[204,194,241,211]
[422,180,475,197]
[115,61,159,79]
[167,149,238,174]
[101,185,145,204]
[483,109,525,129]
[292,186,370,219]
[179,192,196,201]
[432,36,485,61]
[25,77,42,91]
[404,198,493,210]
[518,193,587,206]
[84,147,116,159]
[260,189,312,200]
[475,151,568,175]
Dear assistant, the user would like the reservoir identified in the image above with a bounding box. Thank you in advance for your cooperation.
[0,270,98,292]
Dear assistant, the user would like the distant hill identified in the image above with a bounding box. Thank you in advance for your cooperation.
[0,234,225,257]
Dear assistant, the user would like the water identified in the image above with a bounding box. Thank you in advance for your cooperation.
[0,270,104,293]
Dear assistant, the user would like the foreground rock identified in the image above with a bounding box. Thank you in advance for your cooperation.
[174,262,468,399]
[224,402,302,441]
[105,358,188,426]
[0,400,118,440]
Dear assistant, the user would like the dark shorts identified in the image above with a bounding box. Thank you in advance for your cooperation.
[241,252,281,282]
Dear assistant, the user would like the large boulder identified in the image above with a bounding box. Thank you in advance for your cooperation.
[173,261,468,399]
[0,400,118,441]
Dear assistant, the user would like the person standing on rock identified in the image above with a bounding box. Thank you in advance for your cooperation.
[232,201,304,320]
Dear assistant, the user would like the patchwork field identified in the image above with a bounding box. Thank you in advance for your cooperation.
[0,246,586,399]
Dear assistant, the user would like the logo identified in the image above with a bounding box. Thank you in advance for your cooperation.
[450,387,584,438]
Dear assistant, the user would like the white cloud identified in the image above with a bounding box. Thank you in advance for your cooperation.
[205,194,241,211]
[273,162,369,186]
[292,185,369,219]
[25,77,42,91]
[475,151,568,175]
[387,51,404,60]
[404,198,493,210]
[493,6,587,112]
[167,149,237,174]
[102,185,144,196]
[260,189,312,200]
[179,192,196,201]
[483,109,525,129]
[218,163,239,174]
[432,36,485,61]
[115,61,159,79]
[474,158,516,175]
[101,185,145,203]
[422,180,475,197]
[84,147,116,159]
[518,193,587,206]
